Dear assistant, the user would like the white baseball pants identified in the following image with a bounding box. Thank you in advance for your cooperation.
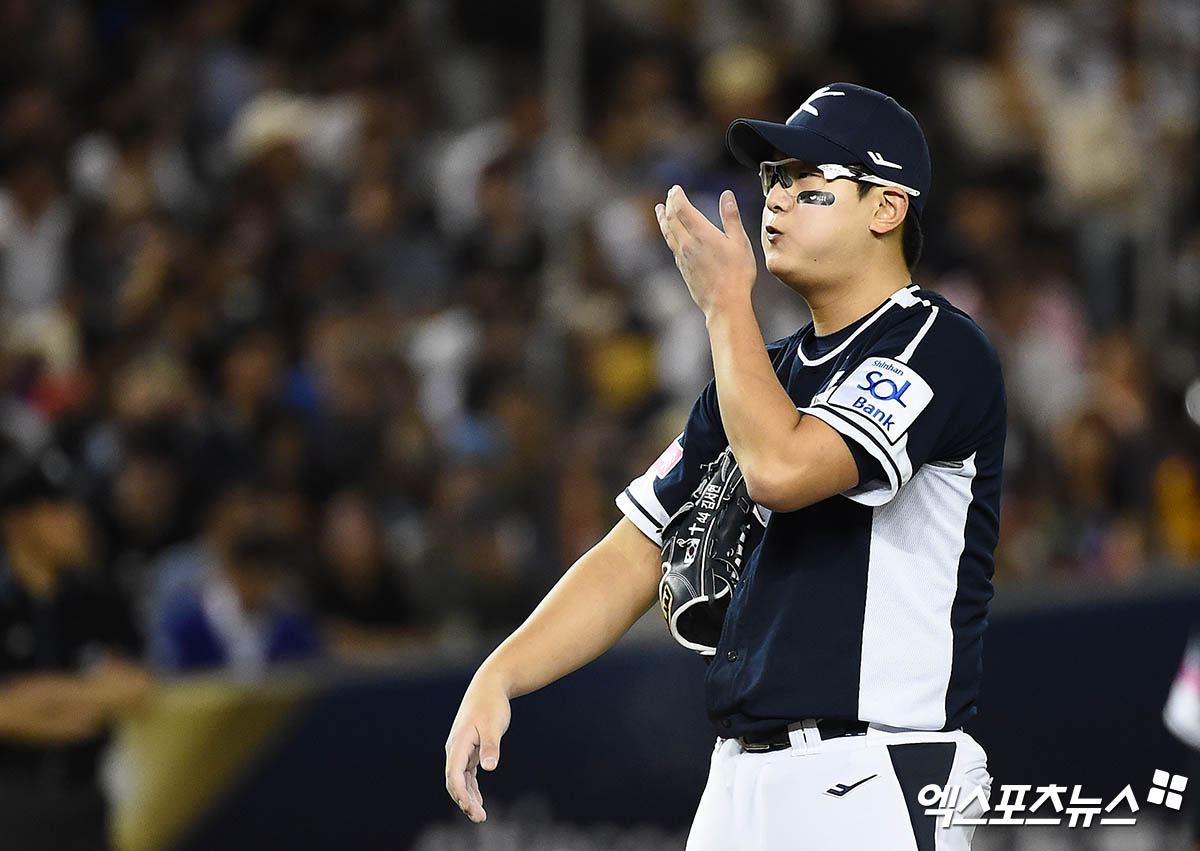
[686,723,991,850]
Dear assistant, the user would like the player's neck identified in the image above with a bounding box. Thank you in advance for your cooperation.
[804,272,912,337]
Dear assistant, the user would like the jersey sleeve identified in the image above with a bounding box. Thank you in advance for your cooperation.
[617,379,727,546]
[844,438,886,490]
[616,334,801,544]
[799,304,1005,506]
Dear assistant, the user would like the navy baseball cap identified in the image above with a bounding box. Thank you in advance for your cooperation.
[726,82,931,217]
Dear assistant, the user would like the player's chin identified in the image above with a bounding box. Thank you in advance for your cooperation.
[765,251,825,291]
[764,248,796,278]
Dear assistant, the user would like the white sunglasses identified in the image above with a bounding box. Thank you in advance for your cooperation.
[758,159,921,198]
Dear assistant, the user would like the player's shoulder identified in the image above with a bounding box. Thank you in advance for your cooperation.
[894,287,1001,369]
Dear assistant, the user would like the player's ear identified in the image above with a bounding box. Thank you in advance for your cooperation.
[868,188,907,237]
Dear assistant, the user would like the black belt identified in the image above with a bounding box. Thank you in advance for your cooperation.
[737,719,869,752]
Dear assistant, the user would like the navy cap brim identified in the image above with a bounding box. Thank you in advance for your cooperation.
[726,119,859,169]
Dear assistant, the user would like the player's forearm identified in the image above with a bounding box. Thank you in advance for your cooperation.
[476,518,661,700]
[704,298,807,498]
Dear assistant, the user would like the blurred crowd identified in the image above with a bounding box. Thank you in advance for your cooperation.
[0,0,1199,694]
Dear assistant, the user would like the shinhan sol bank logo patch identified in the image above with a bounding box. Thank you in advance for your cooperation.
[826,357,934,443]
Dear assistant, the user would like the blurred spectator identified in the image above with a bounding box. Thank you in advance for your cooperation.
[0,141,73,321]
[312,488,422,656]
[418,458,549,636]
[1155,453,1200,564]
[0,441,151,851]
[154,518,324,676]
[1050,409,1149,580]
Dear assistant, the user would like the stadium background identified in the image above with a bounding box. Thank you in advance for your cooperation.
[0,0,1198,848]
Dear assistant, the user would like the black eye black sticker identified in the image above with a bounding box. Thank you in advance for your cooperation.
[797,190,836,206]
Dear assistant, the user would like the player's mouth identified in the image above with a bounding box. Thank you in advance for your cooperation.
[765,224,782,243]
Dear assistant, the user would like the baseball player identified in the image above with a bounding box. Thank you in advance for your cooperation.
[446,82,1004,850]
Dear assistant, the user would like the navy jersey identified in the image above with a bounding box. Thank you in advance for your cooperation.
[617,284,1006,738]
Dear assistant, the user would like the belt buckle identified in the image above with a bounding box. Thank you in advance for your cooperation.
[737,737,773,752]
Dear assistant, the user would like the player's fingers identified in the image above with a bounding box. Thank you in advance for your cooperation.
[667,185,712,234]
[462,747,488,821]
[444,752,471,812]
[444,727,484,820]
[663,186,695,235]
[456,762,486,822]
[444,727,472,783]
[719,190,751,246]
[655,203,680,254]
[479,734,501,771]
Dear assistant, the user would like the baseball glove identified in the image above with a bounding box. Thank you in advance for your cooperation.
[658,447,765,657]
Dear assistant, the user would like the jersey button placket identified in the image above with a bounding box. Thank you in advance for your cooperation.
[726,650,738,662]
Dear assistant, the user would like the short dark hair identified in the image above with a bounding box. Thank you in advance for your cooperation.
[858,183,923,271]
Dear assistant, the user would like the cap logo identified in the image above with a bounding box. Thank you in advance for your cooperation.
[789,86,845,121]
[867,150,903,169]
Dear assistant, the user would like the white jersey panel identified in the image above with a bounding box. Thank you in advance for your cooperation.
[857,453,978,729]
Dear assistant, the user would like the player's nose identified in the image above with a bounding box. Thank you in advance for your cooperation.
[765,182,793,214]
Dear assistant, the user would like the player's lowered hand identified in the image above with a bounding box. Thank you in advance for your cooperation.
[655,186,756,317]
[445,672,512,823]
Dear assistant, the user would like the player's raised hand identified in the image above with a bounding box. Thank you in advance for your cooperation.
[444,673,512,823]
[655,186,756,317]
